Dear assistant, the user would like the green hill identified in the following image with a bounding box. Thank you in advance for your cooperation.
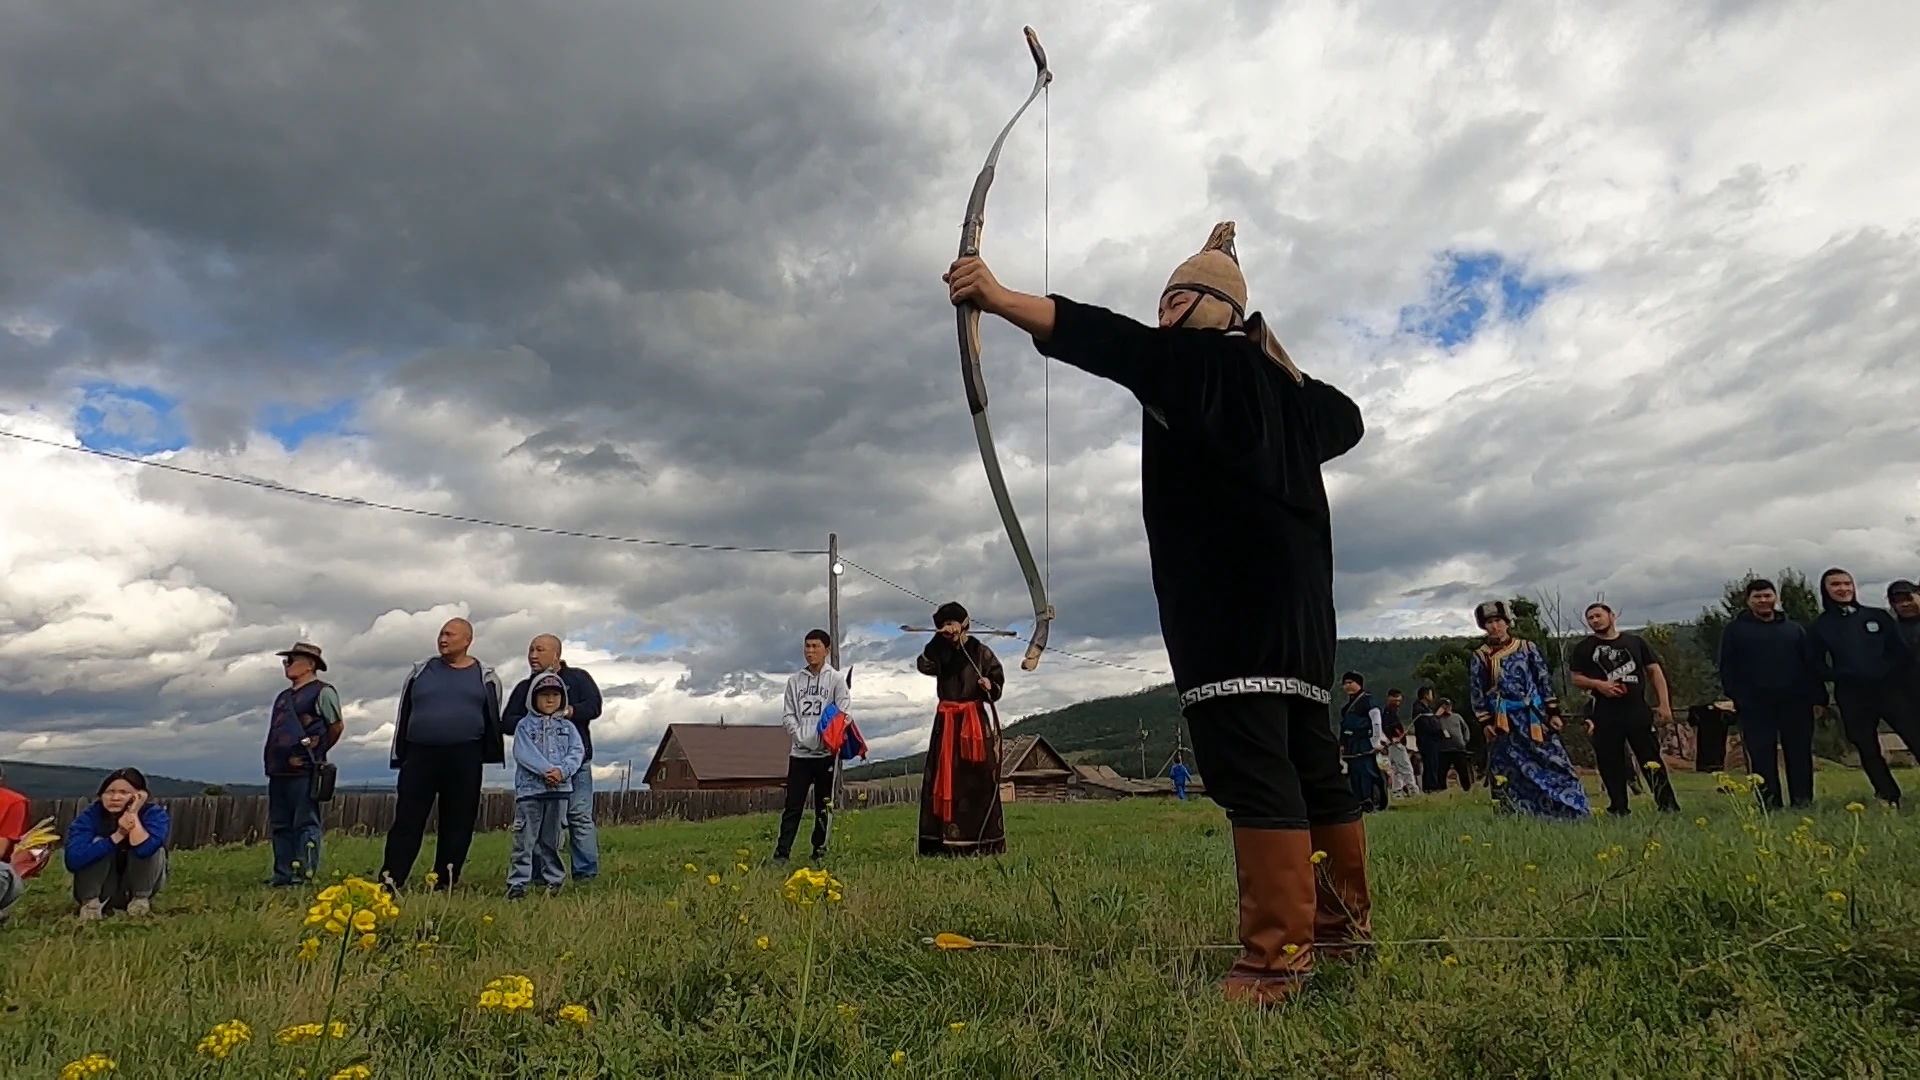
[846,635,1447,781]
[0,760,267,800]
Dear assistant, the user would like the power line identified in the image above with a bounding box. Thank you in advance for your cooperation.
[838,557,1171,678]
[0,427,828,556]
[2,425,1174,677]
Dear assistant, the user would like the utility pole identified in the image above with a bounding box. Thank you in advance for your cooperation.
[826,532,845,847]
[1137,720,1150,780]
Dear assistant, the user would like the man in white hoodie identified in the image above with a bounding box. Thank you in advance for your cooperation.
[774,629,851,864]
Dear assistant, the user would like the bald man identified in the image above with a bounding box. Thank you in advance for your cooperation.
[380,617,505,891]
[503,634,604,881]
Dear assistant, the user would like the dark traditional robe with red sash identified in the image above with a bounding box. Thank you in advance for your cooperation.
[916,634,1007,856]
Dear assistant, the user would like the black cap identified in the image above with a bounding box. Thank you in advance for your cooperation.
[1888,579,1917,599]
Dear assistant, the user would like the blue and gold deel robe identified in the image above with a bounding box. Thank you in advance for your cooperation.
[1469,637,1591,819]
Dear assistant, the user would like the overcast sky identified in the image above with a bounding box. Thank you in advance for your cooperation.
[2,0,1915,786]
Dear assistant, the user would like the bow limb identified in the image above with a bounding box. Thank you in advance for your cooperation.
[955,26,1054,672]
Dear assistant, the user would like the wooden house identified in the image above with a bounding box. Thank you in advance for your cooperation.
[642,723,792,791]
[1069,763,1163,800]
[999,735,1074,803]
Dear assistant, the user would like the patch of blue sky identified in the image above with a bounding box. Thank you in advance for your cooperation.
[73,382,189,455]
[1396,250,1567,349]
[260,400,358,450]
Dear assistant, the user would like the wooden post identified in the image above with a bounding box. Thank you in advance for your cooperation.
[827,532,844,848]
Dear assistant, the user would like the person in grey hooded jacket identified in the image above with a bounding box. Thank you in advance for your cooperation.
[1808,569,1920,807]
[507,672,585,898]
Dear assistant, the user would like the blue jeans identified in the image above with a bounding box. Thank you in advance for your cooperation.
[565,762,599,880]
[268,775,323,884]
[0,864,23,924]
[509,797,567,889]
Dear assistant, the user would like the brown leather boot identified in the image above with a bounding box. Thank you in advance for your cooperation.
[1310,818,1373,960]
[1222,827,1316,1005]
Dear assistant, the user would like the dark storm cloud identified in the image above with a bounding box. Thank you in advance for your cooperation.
[0,0,950,408]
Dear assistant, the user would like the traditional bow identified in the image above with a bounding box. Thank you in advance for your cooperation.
[955,26,1054,672]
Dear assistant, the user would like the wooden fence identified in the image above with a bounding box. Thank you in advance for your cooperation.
[26,783,922,852]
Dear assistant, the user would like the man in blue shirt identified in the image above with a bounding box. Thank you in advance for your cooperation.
[1169,753,1192,800]
[379,618,504,891]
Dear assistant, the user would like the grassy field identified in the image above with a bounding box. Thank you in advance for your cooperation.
[5,771,1920,1079]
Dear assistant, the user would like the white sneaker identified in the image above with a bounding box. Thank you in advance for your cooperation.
[125,898,151,917]
[79,899,105,922]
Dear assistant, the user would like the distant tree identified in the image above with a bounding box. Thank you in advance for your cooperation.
[201,784,228,797]
[1640,622,1715,709]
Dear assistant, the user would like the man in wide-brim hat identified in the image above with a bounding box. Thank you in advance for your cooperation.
[946,221,1369,1006]
[265,641,344,885]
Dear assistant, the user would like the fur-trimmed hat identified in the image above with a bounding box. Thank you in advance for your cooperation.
[1474,600,1515,629]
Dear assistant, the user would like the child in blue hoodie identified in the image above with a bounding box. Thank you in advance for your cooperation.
[508,673,585,898]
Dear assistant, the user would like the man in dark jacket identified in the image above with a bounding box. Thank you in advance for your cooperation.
[947,220,1367,1006]
[1889,580,1920,695]
[1411,687,1445,792]
[1808,569,1920,807]
[1716,579,1822,808]
[380,618,504,891]
[503,634,605,881]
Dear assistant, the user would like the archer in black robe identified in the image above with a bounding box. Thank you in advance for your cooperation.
[915,613,1007,857]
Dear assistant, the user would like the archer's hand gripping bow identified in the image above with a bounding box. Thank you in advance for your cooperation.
[955,26,1055,672]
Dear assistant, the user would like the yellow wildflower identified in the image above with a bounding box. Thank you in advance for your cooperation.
[1846,802,1866,814]
[948,1021,967,1033]
[707,874,722,886]
[891,1050,908,1066]
[59,1053,117,1080]
[683,862,699,872]
[478,974,536,1012]
[299,937,320,961]
[329,1067,372,1080]
[736,847,751,858]
[837,1003,858,1018]
[195,1019,252,1061]
[1523,864,1537,873]
[735,862,750,874]
[482,914,494,925]
[559,951,574,962]
[1310,850,1328,865]
[783,866,843,906]
[275,1022,349,1045]
[1281,943,1299,956]
[352,910,377,933]
[1458,835,1472,844]
[558,1004,592,1026]
[1827,891,1847,904]
[424,872,440,888]
[1442,955,1459,967]
[1695,817,1709,827]
[756,936,771,950]
[357,933,378,952]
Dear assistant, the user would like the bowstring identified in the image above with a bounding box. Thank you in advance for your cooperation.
[1042,82,1050,595]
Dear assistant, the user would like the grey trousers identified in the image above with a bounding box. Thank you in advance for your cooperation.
[72,848,168,910]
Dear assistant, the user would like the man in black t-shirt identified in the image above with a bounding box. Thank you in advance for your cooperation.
[1569,603,1680,815]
